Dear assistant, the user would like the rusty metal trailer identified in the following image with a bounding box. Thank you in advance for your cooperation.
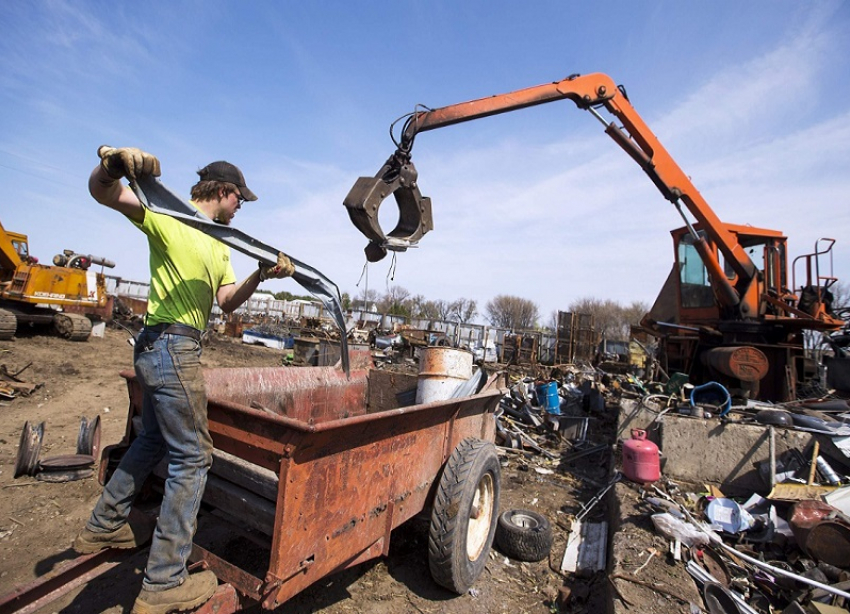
[0,352,503,613]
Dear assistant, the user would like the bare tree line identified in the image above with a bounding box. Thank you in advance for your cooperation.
[274,280,850,339]
[335,284,650,335]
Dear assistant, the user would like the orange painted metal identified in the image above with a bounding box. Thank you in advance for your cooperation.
[344,72,845,401]
[391,73,764,317]
[702,346,769,383]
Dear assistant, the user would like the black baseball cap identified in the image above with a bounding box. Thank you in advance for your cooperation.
[197,161,258,201]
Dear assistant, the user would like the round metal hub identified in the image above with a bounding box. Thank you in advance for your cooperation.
[466,472,495,560]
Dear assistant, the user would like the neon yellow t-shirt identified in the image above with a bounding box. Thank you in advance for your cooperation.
[132,204,236,331]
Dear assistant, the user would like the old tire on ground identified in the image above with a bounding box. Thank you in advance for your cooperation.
[495,509,553,562]
[428,438,501,594]
[0,308,17,340]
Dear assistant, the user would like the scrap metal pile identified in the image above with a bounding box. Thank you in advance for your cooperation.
[467,352,850,613]
[621,390,850,614]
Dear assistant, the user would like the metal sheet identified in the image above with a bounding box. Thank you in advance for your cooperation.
[561,521,607,573]
[132,176,350,376]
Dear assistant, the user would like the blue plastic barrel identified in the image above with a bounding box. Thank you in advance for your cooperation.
[536,380,561,415]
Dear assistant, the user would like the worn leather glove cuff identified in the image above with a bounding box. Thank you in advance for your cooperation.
[97,146,125,180]
[258,260,271,281]
[97,145,161,182]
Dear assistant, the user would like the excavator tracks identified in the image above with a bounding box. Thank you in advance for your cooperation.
[53,313,92,341]
[0,308,16,340]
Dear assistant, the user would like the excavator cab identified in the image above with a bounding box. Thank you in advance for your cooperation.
[9,233,30,262]
[670,223,790,326]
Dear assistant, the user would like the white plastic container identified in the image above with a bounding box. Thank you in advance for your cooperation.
[90,321,106,338]
[415,347,473,404]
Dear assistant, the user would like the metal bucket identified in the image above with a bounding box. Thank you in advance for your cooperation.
[415,347,473,404]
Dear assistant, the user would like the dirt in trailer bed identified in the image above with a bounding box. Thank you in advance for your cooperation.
[0,326,642,614]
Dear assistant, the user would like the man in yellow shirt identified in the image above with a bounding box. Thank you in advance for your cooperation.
[74,146,293,614]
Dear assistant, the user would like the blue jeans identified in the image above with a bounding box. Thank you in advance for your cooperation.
[86,330,212,590]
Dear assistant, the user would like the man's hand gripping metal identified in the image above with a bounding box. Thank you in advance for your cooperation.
[98,146,161,182]
[259,252,295,281]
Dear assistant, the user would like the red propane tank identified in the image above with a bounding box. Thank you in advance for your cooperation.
[622,429,660,484]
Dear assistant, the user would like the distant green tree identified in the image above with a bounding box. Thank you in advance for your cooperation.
[273,290,315,302]
[410,295,441,319]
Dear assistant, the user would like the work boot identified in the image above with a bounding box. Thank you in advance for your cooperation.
[73,520,153,553]
[131,570,218,614]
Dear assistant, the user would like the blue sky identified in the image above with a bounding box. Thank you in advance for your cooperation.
[2,1,849,322]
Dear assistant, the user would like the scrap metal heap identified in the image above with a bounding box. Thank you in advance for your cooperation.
[476,352,850,613]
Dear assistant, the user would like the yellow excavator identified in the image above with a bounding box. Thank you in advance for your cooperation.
[0,218,114,341]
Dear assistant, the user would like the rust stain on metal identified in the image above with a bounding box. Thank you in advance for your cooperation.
[369,503,388,519]
[331,519,357,539]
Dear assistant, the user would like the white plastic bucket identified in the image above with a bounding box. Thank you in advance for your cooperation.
[415,347,473,404]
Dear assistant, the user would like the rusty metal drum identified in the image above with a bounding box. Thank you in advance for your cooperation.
[416,347,473,404]
[702,346,769,382]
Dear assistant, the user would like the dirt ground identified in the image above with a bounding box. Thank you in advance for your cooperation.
[0,326,671,614]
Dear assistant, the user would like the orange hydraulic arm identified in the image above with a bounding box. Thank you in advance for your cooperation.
[344,73,760,317]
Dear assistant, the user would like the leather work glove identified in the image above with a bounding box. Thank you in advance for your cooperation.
[259,252,295,281]
[97,145,161,182]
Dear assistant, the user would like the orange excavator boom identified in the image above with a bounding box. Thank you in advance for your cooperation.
[345,73,760,316]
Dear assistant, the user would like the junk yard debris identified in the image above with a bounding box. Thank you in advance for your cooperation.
[1,71,849,614]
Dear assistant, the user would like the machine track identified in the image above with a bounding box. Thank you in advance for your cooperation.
[0,308,17,340]
[53,313,92,341]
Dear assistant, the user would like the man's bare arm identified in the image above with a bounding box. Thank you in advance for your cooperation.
[89,166,145,223]
[88,146,161,223]
[217,270,262,314]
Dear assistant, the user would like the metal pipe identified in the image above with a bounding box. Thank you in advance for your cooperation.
[713,539,850,600]
[87,255,116,268]
[681,507,850,600]
[768,426,776,488]
[686,561,760,614]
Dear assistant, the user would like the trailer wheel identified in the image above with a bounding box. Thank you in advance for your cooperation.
[494,509,553,562]
[428,438,500,594]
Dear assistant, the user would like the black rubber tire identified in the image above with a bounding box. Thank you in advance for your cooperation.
[428,438,501,594]
[495,509,553,562]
